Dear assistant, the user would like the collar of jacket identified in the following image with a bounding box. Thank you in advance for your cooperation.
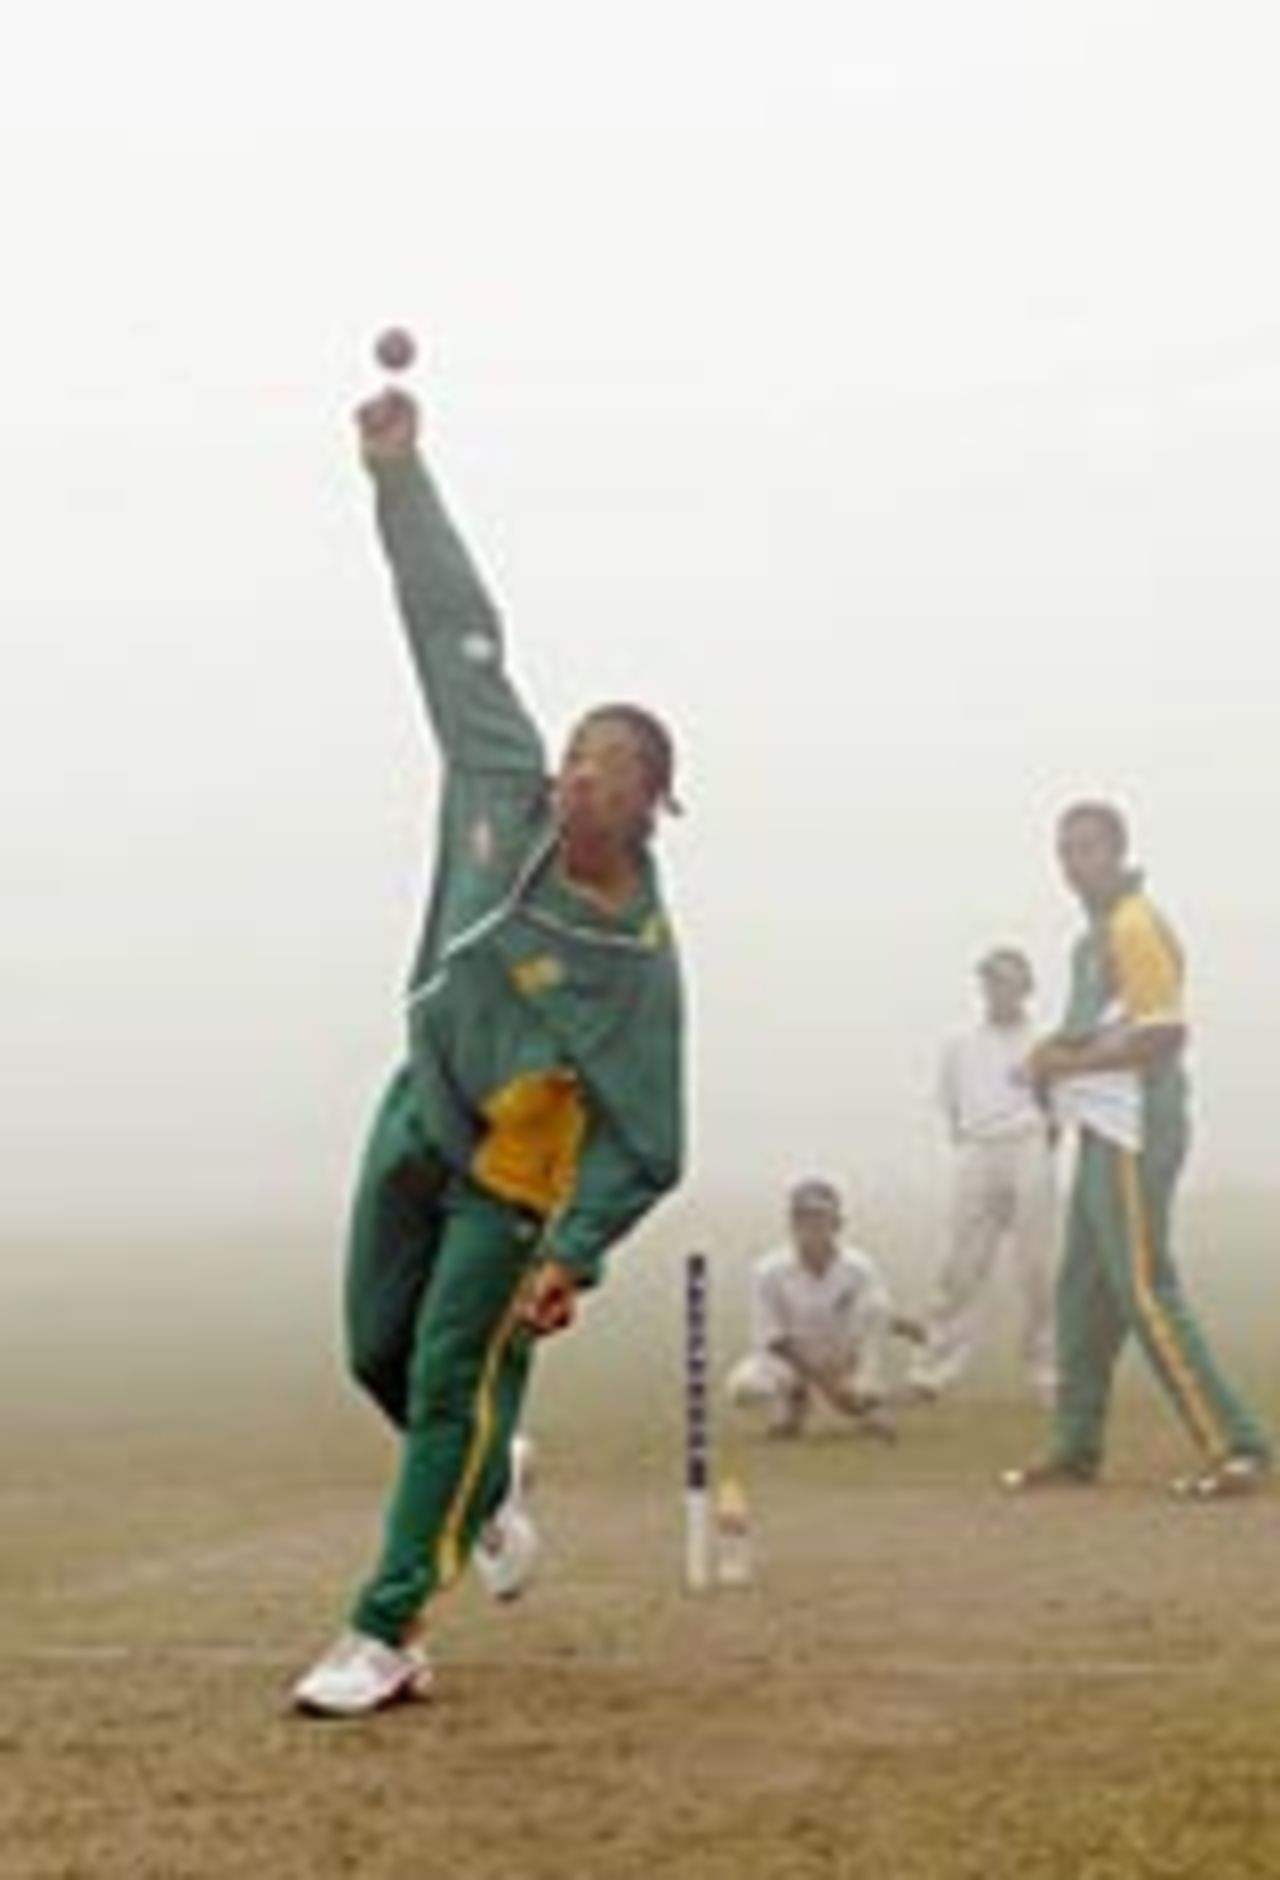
[405,828,668,1012]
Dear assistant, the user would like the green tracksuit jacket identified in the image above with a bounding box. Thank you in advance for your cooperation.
[376,452,683,1280]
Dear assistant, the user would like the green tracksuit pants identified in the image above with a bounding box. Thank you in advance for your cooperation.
[1053,1128,1268,1474]
[343,1071,541,1645]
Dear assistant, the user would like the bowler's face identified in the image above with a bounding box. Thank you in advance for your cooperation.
[553,716,654,847]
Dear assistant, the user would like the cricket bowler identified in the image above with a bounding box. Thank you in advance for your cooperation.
[293,367,686,1716]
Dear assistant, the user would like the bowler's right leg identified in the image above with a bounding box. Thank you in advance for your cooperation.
[344,1068,449,1428]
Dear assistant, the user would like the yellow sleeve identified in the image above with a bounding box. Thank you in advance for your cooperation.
[1108,898,1184,1026]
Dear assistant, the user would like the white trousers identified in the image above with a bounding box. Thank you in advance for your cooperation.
[908,1132,1057,1398]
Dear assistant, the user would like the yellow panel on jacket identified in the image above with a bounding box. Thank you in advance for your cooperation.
[472,1069,587,1215]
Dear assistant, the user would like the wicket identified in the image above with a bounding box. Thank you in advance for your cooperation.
[684,1251,713,1591]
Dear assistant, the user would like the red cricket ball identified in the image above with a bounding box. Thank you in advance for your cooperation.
[374,327,417,374]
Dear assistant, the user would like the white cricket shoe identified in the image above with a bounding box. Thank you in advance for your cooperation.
[474,1504,540,1602]
[473,1433,540,1603]
[1169,1454,1269,1502]
[292,1630,433,1718]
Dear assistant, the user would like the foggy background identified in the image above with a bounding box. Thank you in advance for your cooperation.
[7,2,1280,1285]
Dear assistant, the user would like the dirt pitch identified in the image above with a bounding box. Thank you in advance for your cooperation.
[4,1227,1280,1880]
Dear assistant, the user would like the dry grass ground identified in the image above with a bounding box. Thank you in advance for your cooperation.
[3,1199,1280,1879]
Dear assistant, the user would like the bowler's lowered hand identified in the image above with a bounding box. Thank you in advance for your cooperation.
[522,1259,579,1337]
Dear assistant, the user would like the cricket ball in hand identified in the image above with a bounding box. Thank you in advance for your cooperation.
[374,326,417,374]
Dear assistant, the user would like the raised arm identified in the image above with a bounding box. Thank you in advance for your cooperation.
[356,389,545,776]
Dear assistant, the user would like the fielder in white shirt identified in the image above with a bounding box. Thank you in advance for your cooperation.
[727,1178,918,1440]
[906,947,1058,1403]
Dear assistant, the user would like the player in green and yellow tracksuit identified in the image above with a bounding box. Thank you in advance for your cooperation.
[1005,801,1267,1495]
[294,384,685,1716]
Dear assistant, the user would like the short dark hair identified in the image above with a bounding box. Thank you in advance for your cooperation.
[580,703,680,811]
[977,946,1033,989]
[789,1177,842,1218]
[1058,799,1128,854]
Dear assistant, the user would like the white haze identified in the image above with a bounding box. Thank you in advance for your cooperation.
[6,3,1280,1255]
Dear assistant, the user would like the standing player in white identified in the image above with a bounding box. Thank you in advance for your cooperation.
[727,1178,917,1440]
[907,948,1058,1404]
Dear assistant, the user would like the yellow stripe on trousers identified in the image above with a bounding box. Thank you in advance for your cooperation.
[1115,1150,1225,1458]
[435,1274,533,1592]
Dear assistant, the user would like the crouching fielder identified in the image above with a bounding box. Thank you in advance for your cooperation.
[727,1178,915,1440]
[293,383,685,1718]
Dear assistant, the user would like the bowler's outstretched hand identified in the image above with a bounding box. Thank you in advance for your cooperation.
[356,388,419,468]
